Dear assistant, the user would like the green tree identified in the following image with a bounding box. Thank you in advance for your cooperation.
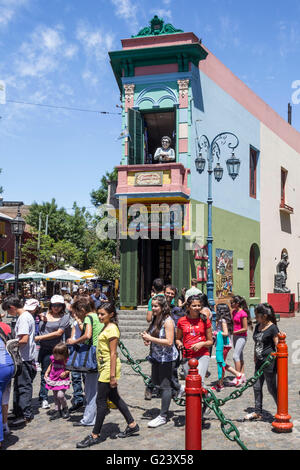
[90,168,118,207]
[21,234,84,272]
[93,252,120,281]
[25,199,91,250]
[21,234,54,272]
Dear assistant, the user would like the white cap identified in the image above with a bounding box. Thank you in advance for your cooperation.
[24,298,40,312]
[50,295,65,305]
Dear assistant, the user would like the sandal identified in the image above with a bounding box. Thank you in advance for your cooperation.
[244,412,262,421]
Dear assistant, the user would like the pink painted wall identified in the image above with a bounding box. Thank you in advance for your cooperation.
[199,45,300,154]
[121,32,200,50]
[135,63,178,76]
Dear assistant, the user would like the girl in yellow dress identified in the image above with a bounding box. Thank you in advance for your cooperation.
[76,303,139,448]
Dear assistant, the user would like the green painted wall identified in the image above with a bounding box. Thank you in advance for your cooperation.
[190,199,261,305]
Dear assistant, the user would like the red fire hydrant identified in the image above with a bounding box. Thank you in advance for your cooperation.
[272,332,293,432]
[185,359,202,450]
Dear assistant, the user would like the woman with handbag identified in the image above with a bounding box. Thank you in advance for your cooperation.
[76,303,139,448]
[35,295,71,410]
[66,297,103,427]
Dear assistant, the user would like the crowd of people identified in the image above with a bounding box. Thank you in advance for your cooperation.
[0,278,280,449]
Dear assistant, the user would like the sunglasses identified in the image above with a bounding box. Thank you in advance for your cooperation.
[52,303,63,308]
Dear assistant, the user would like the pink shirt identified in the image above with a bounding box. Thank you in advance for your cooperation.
[232,310,248,337]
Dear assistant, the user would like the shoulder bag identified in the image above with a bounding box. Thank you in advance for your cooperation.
[66,315,98,373]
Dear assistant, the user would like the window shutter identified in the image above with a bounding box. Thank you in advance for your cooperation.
[128,108,144,165]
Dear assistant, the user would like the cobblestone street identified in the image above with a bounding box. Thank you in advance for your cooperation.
[3,315,300,451]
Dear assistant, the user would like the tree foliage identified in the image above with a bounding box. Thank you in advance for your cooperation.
[21,234,84,272]
[90,168,118,207]
[93,252,120,281]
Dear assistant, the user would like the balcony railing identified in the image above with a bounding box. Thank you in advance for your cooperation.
[115,163,190,200]
[280,202,294,214]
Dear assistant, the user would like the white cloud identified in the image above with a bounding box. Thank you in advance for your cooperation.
[82,70,99,87]
[150,9,172,23]
[15,25,78,78]
[278,20,300,58]
[76,22,115,62]
[110,0,139,32]
[0,0,29,28]
[214,15,241,50]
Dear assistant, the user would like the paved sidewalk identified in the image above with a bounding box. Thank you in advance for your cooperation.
[3,316,300,451]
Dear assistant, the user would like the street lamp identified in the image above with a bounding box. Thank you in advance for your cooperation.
[195,132,240,325]
[10,206,25,296]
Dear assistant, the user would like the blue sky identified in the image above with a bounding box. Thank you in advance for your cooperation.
[0,0,299,213]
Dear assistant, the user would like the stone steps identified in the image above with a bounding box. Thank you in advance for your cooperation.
[117,310,149,338]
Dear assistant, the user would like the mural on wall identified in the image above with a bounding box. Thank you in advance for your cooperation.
[216,249,233,299]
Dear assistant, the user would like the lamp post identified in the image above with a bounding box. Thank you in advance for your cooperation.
[10,206,25,296]
[195,132,240,325]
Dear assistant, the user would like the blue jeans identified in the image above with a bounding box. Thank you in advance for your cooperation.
[38,348,52,402]
[0,364,15,442]
[71,371,84,405]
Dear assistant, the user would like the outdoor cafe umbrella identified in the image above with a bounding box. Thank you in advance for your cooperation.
[4,272,47,282]
[45,270,83,282]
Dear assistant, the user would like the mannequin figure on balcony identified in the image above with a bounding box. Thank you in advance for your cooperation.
[154,136,175,163]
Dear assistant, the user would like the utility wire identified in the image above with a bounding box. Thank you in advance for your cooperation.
[6,99,121,115]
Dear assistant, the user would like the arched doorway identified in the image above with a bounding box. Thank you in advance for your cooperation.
[250,244,260,298]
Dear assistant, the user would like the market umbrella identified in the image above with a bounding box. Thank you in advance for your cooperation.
[45,270,83,282]
[4,272,47,282]
[0,273,14,281]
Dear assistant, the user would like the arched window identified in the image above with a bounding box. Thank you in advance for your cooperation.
[250,244,260,298]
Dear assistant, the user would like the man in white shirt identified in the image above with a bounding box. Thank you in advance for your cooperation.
[185,278,202,300]
[2,296,37,426]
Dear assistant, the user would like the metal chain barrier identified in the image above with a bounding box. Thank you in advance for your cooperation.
[118,340,152,387]
[118,341,278,450]
[118,340,186,405]
[203,353,276,408]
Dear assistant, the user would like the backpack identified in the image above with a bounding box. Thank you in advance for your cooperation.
[0,326,23,378]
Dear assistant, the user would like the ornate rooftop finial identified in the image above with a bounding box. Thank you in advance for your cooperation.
[132,15,183,38]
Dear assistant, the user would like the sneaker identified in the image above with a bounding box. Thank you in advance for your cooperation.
[211,385,224,392]
[240,374,246,384]
[177,385,185,399]
[228,378,238,386]
[35,362,42,372]
[148,415,167,428]
[69,403,84,413]
[76,434,102,449]
[10,417,32,427]
[117,423,140,438]
[49,410,62,421]
[61,408,70,419]
[41,400,50,409]
[235,375,244,387]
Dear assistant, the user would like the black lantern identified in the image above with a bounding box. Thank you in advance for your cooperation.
[214,162,224,182]
[226,152,241,181]
[195,154,206,174]
[11,210,26,236]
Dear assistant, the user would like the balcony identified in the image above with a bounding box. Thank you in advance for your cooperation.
[115,163,190,202]
[280,202,294,215]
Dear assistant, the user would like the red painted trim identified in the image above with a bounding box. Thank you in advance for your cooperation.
[121,32,200,50]
[199,45,300,154]
[135,63,178,76]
